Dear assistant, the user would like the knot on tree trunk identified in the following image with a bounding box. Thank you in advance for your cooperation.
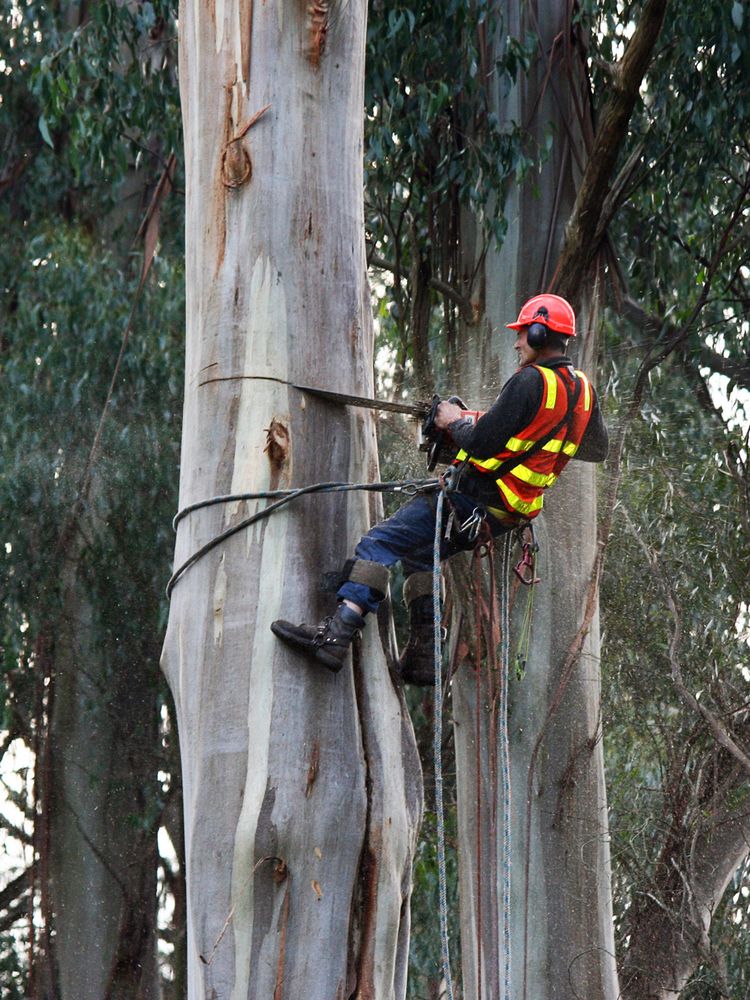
[222,139,252,189]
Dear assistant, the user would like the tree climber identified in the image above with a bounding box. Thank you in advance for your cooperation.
[271,294,609,685]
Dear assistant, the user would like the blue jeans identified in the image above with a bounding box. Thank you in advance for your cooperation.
[337,490,514,614]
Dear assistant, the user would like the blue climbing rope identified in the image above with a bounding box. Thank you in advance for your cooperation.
[498,534,513,1000]
[432,486,456,1000]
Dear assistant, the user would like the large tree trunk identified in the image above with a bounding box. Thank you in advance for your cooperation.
[448,3,618,998]
[161,3,421,998]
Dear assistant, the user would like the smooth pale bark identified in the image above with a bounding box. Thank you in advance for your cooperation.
[49,538,160,1000]
[448,3,618,998]
[161,4,421,998]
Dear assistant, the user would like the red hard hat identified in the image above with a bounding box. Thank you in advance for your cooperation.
[506,294,576,337]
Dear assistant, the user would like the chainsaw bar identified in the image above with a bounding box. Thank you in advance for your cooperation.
[293,383,429,418]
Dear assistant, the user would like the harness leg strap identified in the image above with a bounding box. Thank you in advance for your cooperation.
[340,558,390,598]
[403,570,444,606]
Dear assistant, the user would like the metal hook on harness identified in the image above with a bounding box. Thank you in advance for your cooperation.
[459,508,485,544]
[439,465,462,493]
[395,480,433,497]
[514,525,541,586]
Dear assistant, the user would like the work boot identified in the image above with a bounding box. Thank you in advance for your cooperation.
[397,571,442,686]
[271,603,365,673]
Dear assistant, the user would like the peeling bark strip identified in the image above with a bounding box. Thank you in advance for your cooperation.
[307,0,331,66]
[273,879,291,1000]
[354,842,380,997]
[240,0,252,84]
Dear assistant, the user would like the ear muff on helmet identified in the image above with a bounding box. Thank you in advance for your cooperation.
[526,322,548,349]
[507,293,576,337]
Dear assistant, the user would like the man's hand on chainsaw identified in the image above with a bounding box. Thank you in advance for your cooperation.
[434,400,466,429]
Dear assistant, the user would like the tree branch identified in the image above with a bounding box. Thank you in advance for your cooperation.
[695,347,750,391]
[552,0,669,304]
[0,868,30,915]
[367,250,475,317]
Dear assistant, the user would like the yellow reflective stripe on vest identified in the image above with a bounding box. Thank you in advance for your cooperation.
[496,479,545,516]
[454,450,503,472]
[511,463,558,488]
[540,438,578,455]
[574,370,591,411]
[505,436,536,452]
[540,366,558,409]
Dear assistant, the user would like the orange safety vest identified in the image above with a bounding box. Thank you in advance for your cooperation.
[454,364,594,519]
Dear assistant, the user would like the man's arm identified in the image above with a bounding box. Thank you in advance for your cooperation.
[574,393,609,462]
[434,367,542,460]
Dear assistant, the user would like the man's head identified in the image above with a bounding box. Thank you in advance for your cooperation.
[506,294,576,367]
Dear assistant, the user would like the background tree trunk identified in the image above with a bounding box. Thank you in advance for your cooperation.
[48,526,160,1000]
[161,3,422,997]
[449,3,618,998]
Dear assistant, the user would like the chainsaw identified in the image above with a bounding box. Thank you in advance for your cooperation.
[293,384,464,471]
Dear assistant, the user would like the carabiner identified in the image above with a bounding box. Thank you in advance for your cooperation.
[459,507,485,544]
[514,527,541,586]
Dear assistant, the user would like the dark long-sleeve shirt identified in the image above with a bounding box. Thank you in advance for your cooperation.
[446,358,608,506]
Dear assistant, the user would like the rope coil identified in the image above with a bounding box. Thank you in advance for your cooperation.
[167,478,438,597]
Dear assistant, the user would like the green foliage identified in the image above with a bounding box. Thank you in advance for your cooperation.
[600,339,750,990]
[0,215,184,996]
[0,935,27,1000]
[0,221,184,640]
[592,0,750,338]
[366,0,530,245]
[1,8,184,991]
[365,0,533,388]
[1,1,180,221]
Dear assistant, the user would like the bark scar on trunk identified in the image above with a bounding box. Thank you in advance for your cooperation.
[354,841,380,998]
[305,740,320,797]
[264,419,290,470]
